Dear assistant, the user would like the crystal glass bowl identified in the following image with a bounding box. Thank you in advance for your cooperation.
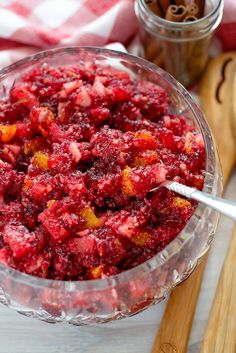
[0,47,222,325]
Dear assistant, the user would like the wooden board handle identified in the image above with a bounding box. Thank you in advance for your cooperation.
[151,257,207,353]
[200,225,236,353]
[200,52,236,353]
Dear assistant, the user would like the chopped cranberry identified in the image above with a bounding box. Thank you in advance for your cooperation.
[48,152,73,174]
[38,202,70,242]
[0,248,11,265]
[0,202,24,230]
[10,85,39,110]
[16,252,51,277]
[3,224,38,258]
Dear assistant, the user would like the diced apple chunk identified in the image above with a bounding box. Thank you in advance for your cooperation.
[75,86,91,107]
[30,106,54,137]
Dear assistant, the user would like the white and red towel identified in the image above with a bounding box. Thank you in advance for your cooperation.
[216,0,236,50]
[0,0,136,66]
[0,0,235,68]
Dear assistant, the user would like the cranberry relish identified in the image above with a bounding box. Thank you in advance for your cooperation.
[0,62,205,280]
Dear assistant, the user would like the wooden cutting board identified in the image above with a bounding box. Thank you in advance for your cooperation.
[200,52,236,180]
[200,226,236,353]
[200,55,236,353]
[151,52,236,353]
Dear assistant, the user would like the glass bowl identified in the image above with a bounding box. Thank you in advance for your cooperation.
[0,47,222,325]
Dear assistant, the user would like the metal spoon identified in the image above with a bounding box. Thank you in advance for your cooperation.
[150,181,236,221]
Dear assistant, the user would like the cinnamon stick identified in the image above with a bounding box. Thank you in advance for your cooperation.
[186,3,199,17]
[145,0,163,17]
[194,0,205,17]
[153,52,164,67]
[165,5,187,21]
[158,0,172,14]
[175,0,185,5]
[145,40,163,62]
[183,15,198,22]
[184,0,196,5]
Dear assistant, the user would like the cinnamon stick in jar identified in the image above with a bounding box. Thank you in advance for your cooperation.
[175,0,185,5]
[183,15,198,21]
[165,5,187,22]
[184,0,196,5]
[145,0,163,17]
[146,39,163,62]
[158,0,172,14]
[186,3,199,17]
[194,0,205,17]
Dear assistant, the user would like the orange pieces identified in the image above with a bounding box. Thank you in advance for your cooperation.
[0,125,16,142]
[80,207,101,229]
[134,130,156,142]
[133,150,159,166]
[88,265,105,279]
[47,199,56,209]
[132,231,151,247]
[32,152,49,170]
[172,196,191,208]
[23,137,44,155]
[121,166,135,196]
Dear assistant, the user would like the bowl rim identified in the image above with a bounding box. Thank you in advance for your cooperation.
[0,46,221,291]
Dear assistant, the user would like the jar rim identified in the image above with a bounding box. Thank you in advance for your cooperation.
[0,46,221,292]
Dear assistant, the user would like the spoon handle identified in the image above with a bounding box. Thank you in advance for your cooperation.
[165,181,236,221]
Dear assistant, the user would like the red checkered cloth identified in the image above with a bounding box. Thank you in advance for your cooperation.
[0,0,235,68]
[215,0,236,51]
[0,0,137,67]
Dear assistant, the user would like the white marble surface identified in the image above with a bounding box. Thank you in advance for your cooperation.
[0,170,235,353]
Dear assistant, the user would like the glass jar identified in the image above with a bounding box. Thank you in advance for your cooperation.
[0,47,222,325]
[135,0,224,86]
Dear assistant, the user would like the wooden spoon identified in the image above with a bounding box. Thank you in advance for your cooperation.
[151,52,236,353]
